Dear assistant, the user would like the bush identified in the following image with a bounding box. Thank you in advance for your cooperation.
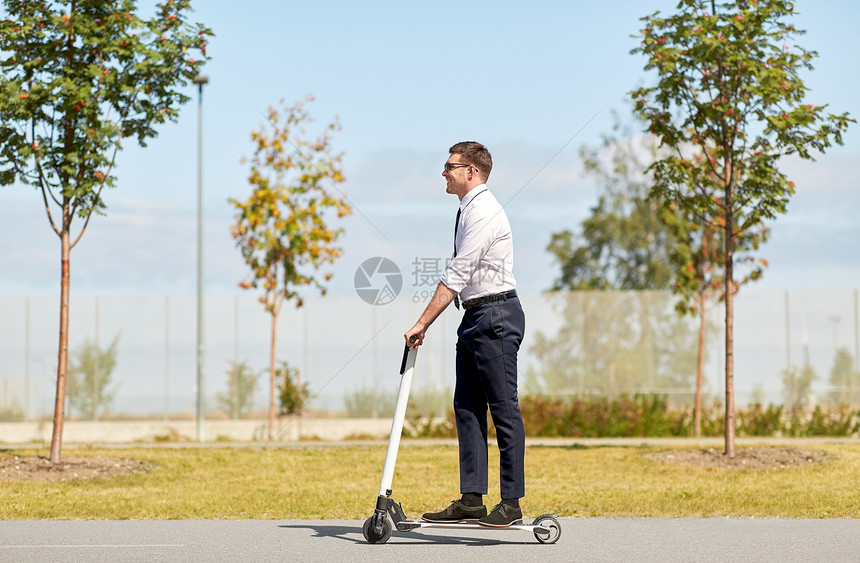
[403,400,456,438]
[278,361,309,416]
[737,403,783,436]
[521,394,689,438]
[793,404,860,436]
[0,402,24,422]
[518,395,860,438]
[344,387,396,418]
[372,393,860,439]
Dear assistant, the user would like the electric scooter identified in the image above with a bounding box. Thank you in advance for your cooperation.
[361,338,562,545]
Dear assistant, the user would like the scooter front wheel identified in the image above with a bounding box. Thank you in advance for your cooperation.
[363,514,393,544]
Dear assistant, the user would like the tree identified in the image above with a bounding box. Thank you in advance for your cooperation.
[547,116,676,292]
[529,290,698,398]
[278,360,308,416]
[782,363,816,410]
[216,360,259,419]
[662,171,738,438]
[664,147,773,438]
[230,97,351,440]
[540,116,698,400]
[67,333,118,419]
[828,348,857,405]
[0,1,211,462]
[630,0,852,456]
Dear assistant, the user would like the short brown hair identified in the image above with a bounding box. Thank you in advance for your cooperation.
[449,141,492,181]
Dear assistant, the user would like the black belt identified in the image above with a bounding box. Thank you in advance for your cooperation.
[462,290,518,310]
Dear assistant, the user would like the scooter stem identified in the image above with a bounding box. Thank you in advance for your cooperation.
[378,343,417,496]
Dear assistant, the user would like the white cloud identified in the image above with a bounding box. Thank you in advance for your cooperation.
[2,134,859,298]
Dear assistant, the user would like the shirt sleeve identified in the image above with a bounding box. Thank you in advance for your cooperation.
[440,209,494,293]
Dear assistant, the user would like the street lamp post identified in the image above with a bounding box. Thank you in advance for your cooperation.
[193,74,209,442]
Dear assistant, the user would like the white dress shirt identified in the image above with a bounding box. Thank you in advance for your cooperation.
[440,184,517,303]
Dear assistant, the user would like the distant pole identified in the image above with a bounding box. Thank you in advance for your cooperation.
[785,291,791,371]
[854,289,859,373]
[24,297,30,421]
[94,297,100,421]
[164,296,169,422]
[371,304,377,419]
[193,74,209,442]
[854,289,859,403]
[233,294,239,363]
[303,305,308,391]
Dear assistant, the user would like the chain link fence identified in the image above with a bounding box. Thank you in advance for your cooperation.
[1,289,858,422]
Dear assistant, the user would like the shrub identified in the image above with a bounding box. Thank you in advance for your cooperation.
[737,403,783,436]
[518,395,859,438]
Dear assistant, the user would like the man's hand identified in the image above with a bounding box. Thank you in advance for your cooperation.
[403,282,458,349]
[404,325,425,349]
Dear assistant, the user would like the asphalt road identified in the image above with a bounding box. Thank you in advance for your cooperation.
[2,518,859,562]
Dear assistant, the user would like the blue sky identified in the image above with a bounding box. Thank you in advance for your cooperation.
[1,0,858,297]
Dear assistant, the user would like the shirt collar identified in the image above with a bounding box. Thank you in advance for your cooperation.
[459,184,488,210]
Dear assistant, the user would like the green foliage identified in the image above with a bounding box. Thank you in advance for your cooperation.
[798,404,860,437]
[67,333,119,420]
[229,98,350,432]
[736,402,782,436]
[828,347,859,405]
[547,114,676,291]
[229,97,352,313]
[0,0,211,460]
[662,202,728,316]
[630,0,852,287]
[343,384,452,432]
[216,361,258,419]
[0,0,212,217]
[400,386,455,437]
[517,395,860,438]
[529,291,699,396]
[409,385,451,419]
[0,401,25,422]
[629,0,853,455]
[782,363,816,409]
[403,399,456,438]
[343,386,396,419]
[278,361,308,415]
[520,394,689,438]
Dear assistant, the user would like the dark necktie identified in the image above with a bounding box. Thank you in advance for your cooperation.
[453,208,461,309]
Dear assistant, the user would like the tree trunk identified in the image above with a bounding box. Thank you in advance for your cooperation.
[694,229,709,439]
[724,191,736,458]
[50,212,71,464]
[267,310,278,440]
[695,288,706,439]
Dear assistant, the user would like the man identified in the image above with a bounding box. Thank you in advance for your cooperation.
[404,141,526,528]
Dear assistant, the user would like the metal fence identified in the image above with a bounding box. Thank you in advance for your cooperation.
[1,289,858,421]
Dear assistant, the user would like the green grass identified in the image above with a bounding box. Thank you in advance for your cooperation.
[1,443,859,519]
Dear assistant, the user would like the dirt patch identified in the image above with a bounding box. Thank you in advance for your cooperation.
[0,456,154,482]
[645,447,830,470]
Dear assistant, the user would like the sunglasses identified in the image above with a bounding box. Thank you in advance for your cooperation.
[443,162,472,173]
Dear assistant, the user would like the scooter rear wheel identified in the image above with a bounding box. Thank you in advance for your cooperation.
[363,514,393,544]
[532,514,561,544]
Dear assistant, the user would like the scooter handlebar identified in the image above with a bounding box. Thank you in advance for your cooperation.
[400,336,418,374]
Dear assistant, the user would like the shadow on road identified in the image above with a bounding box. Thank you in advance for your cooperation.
[278,522,535,546]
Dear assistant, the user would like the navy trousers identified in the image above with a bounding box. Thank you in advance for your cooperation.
[454,295,525,499]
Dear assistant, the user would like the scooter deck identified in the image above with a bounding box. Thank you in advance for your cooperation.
[396,518,551,535]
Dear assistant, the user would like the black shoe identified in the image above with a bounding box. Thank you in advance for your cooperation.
[478,502,523,527]
[422,500,488,522]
